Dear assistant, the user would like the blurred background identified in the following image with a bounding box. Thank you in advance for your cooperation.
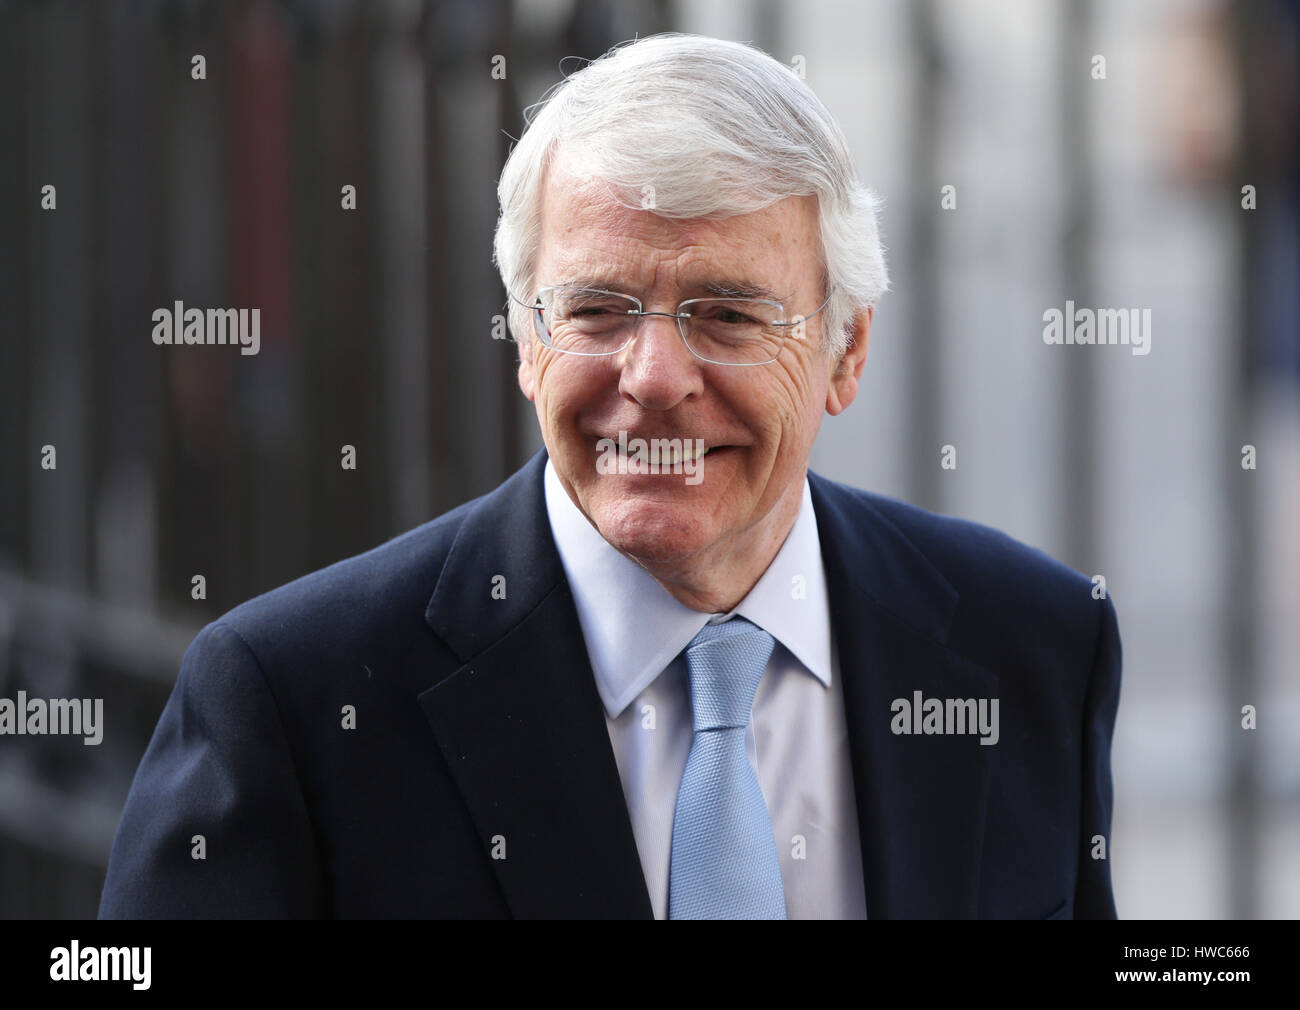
[0,0,1296,918]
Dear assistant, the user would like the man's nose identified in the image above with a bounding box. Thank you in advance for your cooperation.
[616,312,704,410]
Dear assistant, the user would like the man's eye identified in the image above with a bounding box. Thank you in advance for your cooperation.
[709,308,759,325]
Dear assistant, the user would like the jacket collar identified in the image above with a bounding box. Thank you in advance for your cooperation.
[418,450,994,918]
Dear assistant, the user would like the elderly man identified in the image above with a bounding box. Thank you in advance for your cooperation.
[100,34,1120,919]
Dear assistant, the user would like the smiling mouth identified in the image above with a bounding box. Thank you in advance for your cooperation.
[601,439,728,465]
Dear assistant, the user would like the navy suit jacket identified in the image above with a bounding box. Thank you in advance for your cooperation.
[99,449,1121,918]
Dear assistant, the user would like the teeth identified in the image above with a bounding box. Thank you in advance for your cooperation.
[615,442,713,464]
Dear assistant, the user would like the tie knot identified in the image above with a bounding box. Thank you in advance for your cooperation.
[684,617,775,731]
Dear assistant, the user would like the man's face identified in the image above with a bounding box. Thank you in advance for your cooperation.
[519,164,869,574]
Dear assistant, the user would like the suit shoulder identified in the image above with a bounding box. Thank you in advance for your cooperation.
[813,474,1116,691]
[812,473,1101,615]
[210,494,481,650]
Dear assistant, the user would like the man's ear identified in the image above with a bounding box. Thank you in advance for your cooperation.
[825,305,872,416]
[517,331,537,402]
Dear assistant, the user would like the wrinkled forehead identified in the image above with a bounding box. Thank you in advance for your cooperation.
[535,159,821,295]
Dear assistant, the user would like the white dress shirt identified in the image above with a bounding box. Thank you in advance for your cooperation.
[543,459,867,919]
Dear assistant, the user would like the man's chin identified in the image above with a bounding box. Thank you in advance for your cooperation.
[584,493,724,566]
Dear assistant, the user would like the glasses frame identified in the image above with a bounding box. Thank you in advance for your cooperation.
[507,284,834,366]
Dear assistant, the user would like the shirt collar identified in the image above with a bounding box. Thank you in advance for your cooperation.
[543,457,834,718]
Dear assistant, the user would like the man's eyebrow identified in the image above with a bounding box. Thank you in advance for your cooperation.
[547,276,791,303]
[552,275,627,292]
[701,280,788,302]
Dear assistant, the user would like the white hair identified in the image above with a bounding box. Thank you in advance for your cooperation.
[493,33,889,360]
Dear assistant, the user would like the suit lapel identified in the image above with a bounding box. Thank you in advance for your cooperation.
[810,473,997,918]
[417,452,653,918]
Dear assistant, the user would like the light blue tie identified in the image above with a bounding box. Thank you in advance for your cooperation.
[668,616,787,919]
